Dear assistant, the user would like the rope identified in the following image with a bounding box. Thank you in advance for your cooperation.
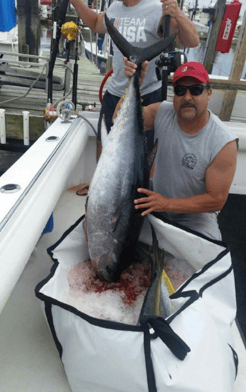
[0,63,73,106]
[0,63,48,105]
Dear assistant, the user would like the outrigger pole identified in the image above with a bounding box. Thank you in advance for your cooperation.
[47,0,69,103]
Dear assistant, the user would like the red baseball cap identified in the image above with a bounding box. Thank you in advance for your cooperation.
[173,62,210,85]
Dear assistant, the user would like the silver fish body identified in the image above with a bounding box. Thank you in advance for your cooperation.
[87,77,150,282]
[86,15,177,282]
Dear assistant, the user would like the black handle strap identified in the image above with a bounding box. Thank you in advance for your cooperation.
[140,315,190,392]
[141,315,190,360]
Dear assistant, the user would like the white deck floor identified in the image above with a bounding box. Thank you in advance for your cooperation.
[0,190,245,392]
[0,191,86,392]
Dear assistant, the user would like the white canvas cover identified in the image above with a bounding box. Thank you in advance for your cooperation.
[36,213,238,392]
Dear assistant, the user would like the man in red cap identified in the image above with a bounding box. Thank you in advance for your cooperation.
[119,60,238,240]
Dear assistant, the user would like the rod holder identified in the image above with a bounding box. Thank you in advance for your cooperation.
[0,109,6,144]
[22,111,30,146]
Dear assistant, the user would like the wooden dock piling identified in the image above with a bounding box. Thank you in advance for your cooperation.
[17,0,41,62]
[219,11,246,121]
[203,0,226,74]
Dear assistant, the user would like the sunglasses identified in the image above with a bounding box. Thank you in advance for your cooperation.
[174,85,209,96]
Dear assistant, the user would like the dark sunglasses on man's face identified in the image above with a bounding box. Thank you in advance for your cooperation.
[174,85,209,97]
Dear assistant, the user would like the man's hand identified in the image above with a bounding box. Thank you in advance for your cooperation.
[123,57,148,85]
[161,0,180,19]
[134,188,169,216]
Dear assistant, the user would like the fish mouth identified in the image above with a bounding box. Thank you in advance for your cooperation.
[90,250,120,283]
[97,265,118,283]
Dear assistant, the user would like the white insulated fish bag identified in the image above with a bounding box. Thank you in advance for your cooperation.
[35,213,238,392]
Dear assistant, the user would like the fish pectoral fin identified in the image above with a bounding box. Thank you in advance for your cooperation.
[150,223,165,274]
[111,200,128,233]
[105,14,177,68]
[147,138,158,169]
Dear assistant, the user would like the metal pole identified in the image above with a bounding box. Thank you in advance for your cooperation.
[0,109,6,144]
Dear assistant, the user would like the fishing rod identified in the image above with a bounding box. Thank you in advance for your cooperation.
[47,0,69,103]
[100,0,106,12]
[161,15,171,101]
[72,17,80,109]
[156,13,187,101]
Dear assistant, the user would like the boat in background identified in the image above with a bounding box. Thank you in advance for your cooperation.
[0,25,18,61]
[0,0,18,61]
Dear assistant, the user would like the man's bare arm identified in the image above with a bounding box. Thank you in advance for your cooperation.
[69,0,107,33]
[159,0,199,48]
[143,104,161,131]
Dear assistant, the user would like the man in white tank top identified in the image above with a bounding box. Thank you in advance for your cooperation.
[122,61,238,240]
[69,0,199,165]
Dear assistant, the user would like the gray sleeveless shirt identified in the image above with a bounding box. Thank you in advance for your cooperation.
[105,0,162,97]
[153,101,237,239]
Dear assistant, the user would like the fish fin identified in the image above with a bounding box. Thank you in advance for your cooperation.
[147,138,158,170]
[84,196,89,243]
[101,115,108,148]
[150,223,165,275]
[105,14,177,68]
[111,200,128,233]
[162,269,176,296]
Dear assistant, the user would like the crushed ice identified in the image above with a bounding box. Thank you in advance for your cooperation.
[63,258,151,325]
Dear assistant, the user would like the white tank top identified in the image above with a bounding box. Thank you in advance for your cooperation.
[153,101,238,239]
[105,0,162,97]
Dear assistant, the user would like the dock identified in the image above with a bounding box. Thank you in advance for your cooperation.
[0,53,108,174]
[0,54,107,117]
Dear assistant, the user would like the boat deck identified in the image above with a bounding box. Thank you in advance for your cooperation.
[0,190,86,392]
[0,190,245,391]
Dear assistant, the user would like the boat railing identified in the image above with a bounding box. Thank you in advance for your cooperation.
[0,113,98,314]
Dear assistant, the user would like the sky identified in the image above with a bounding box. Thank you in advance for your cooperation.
[185,0,246,18]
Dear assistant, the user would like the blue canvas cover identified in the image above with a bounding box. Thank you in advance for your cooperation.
[0,0,16,32]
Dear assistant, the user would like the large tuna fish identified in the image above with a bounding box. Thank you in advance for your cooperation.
[86,15,176,282]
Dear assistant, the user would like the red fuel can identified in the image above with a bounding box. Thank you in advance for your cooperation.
[215,0,242,53]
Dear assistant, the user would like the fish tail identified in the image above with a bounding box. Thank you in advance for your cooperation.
[105,14,177,68]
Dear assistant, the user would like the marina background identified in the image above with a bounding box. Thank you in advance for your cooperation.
[185,40,246,78]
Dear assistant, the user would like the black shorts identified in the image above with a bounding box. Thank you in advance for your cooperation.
[97,88,162,153]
